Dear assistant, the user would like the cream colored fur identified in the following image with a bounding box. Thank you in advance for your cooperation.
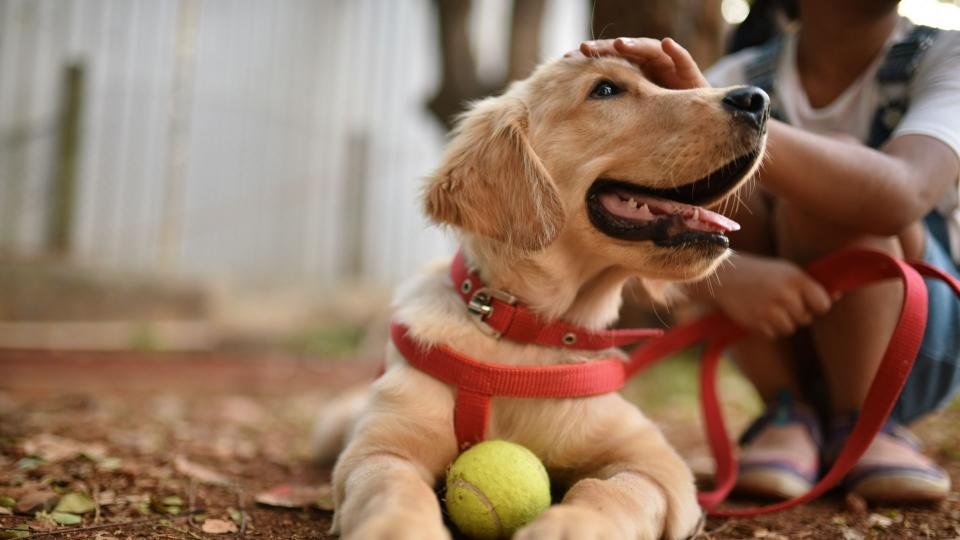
[322,55,766,540]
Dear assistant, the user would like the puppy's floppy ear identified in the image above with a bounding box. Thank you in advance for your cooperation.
[424,96,565,251]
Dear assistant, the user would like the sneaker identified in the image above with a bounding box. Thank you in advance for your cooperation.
[735,400,821,499]
[827,416,951,504]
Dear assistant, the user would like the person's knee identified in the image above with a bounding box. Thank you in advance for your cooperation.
[774,201,903,263]
[729,186,776,254]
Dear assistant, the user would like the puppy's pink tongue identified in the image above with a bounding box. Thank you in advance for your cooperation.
[598,192,740,233]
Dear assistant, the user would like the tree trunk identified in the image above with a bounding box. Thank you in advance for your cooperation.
[427,0,484,129]
[428,0,546,130]
[507,0,547,83]
[591,0,724,66]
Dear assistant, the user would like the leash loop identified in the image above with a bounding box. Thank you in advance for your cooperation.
[700,250,934,515]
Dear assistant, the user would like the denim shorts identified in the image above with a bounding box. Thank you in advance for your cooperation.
[891,212,960,424]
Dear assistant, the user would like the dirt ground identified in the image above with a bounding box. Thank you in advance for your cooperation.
[1,350,958,539]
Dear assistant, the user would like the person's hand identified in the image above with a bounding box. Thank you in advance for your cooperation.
[568,37,710,90]
[704,253,833,338]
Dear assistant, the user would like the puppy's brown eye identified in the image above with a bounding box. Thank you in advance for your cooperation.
[589,80,622,99]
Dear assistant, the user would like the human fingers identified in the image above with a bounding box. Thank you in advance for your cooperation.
[661,37,710,88]
[580,38,674,71]
[611,37,673,65]
[767,306,797,337]
[781,290,814,327]
[580,39,621,58]
[758,320,779,340]
[750,314,778,338]
[800,277,833,316]
[579,40,608,57]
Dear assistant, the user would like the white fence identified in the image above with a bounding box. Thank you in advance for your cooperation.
[0,0,587,285]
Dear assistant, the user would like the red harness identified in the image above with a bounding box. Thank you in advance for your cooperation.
[390,249,960,516]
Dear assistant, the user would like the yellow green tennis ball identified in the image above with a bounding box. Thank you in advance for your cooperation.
[444,439,551,540]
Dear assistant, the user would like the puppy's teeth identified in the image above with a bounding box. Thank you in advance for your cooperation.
[637,204,655,220]
[693,208,700,221]
[627,198,638,209]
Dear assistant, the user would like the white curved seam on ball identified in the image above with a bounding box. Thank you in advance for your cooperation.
[450,477,504,537]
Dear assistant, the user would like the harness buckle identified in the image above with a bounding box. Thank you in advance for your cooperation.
[466,287,517,339]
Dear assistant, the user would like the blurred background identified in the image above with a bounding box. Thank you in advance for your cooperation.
[1,0,959,356]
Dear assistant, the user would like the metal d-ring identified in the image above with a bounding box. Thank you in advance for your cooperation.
[466,287,517,339]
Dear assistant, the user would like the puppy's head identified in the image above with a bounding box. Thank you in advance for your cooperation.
[425,56,768,282]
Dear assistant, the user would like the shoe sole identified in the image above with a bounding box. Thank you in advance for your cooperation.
[850,473,951,504]
[735,468,813,500]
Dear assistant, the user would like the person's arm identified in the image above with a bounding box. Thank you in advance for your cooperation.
[760,126,957,235]
[581,38,960,236]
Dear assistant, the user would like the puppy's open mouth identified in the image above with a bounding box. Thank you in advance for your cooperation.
[586,150,759,248]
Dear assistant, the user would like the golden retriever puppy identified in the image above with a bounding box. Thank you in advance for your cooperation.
[328,55,768,539]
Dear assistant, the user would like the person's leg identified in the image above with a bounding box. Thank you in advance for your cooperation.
[721,188,822,498]
[891,213,960,425]
[731,338,804,403]
[725,187,807,405]
[774,201,908,414]
[773,201,950,502]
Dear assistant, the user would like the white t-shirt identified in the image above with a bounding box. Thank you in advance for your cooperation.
[707,17,960,262]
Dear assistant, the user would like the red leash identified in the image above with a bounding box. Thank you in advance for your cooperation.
[390,249,960,515]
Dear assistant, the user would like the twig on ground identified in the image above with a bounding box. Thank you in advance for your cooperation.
[92,483,101,524]
[699,519,733,539]
[155,520,205,540]
[235,485,247,538]
[17,509,205,539]
[187,478,197,513]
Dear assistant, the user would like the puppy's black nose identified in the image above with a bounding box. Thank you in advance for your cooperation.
[722,86,770,130]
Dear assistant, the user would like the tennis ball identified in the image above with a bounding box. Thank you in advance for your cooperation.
[444,440,551,540]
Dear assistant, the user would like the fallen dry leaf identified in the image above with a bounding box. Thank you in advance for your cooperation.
[122,494,150,505]
[865,513,894,529]
[53,492,95,514]
[21,434,105,463]
[49,511,82,525]
[173,455,230,486]
[14,490,58,514]
[843,492,868,515]
[753,528,788,540]
[95,490,116,506]
[254,483,333,510]
[201,518,239,534]
[840,527,864,540]
[0,524,30,539]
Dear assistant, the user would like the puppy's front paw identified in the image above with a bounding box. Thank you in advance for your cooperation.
[344,513,451,540]
[514,505,623,540]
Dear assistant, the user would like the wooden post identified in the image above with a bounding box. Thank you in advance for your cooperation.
[159,0,200,271]
[341,132,369,278]
[46,63,84,256]
[2,1,38,251]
